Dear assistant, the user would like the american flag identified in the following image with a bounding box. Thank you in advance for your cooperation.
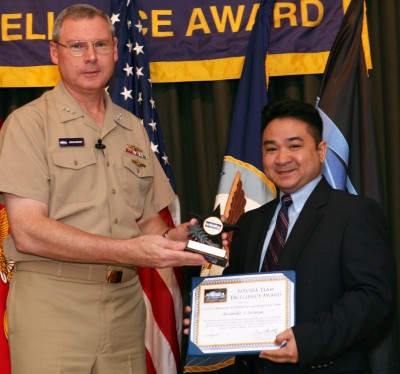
[108,1,183,373]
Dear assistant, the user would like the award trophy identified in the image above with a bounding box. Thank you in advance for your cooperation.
[185,206,239,268]
[186,171,246,275]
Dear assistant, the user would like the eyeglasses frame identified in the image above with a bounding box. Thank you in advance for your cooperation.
[53,39,114,57]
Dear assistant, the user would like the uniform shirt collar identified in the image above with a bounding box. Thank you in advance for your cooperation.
[281,175,322,214]
[53,82,133,131]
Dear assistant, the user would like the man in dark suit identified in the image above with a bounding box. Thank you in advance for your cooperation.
[224,99,396,373]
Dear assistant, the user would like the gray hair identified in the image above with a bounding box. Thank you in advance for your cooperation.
[52,4,115,42]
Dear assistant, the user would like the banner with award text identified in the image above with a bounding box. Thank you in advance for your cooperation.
[0,0,371,87]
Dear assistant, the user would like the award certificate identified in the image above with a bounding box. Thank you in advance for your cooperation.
[188,271,295,355]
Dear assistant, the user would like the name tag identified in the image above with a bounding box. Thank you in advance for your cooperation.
[59,138,85,147]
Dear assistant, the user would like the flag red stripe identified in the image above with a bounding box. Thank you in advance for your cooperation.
[173,266,182,295]
[145,349,157,374]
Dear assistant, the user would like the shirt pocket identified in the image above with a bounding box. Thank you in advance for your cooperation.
[122,154,153,208]
[51,150,97,203]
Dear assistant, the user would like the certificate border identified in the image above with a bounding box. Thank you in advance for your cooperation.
[189,271,295,356]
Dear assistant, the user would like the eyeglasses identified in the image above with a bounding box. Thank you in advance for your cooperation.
[54,40,113,57]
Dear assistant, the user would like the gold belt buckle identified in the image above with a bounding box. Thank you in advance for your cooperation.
[106,270,123,283]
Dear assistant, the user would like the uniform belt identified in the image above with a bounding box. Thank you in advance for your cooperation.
[14,261,136,283]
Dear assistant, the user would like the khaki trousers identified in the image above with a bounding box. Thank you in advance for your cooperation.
[7,267,146,374]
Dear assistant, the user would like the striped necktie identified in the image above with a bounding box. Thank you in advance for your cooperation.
[262,194,293,272]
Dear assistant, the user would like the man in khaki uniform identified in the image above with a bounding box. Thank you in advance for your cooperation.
[0,4,206,373]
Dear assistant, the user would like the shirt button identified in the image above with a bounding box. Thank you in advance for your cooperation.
[106,161,110,167]
[111,189,116,194]
[114,218,119,224]
[74,160,78,165]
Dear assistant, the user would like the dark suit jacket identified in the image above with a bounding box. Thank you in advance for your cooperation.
[225,178,397,373]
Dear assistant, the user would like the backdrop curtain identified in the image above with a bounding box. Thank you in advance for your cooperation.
[0,0,399,366]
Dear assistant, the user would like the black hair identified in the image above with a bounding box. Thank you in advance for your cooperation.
[261,98,323,144]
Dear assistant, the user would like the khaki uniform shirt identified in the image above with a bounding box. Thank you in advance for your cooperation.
[0,82,175,262]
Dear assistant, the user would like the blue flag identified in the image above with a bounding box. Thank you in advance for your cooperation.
[215,0,277,214]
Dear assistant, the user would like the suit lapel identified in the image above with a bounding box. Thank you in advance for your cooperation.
[278,179,332,270]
